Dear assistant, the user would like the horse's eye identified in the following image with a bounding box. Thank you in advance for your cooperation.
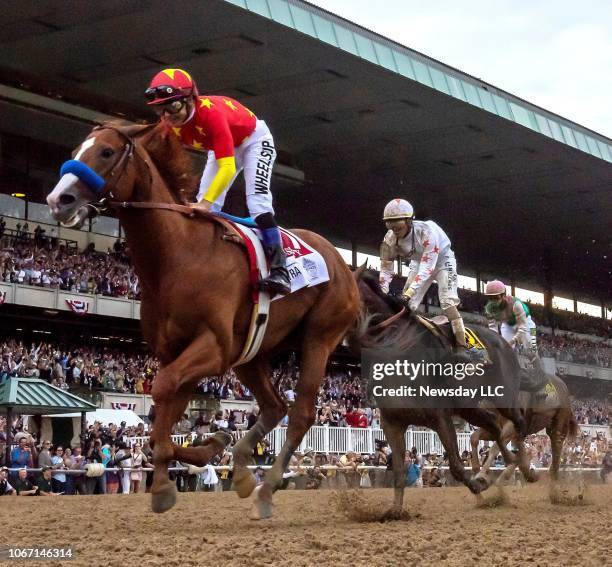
[101,148,115,158]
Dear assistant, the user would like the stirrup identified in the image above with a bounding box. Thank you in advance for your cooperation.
[258,269,291,296]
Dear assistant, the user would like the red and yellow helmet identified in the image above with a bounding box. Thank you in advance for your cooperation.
[145,68,199,105]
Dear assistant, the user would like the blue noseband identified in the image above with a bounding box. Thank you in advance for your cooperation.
[60,160,106,196]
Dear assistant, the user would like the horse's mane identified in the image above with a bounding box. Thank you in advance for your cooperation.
[352,269,424,351]
[139,123,198,203]
[360,269,409,316]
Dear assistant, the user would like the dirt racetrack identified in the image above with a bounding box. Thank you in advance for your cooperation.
[1,484,610,567]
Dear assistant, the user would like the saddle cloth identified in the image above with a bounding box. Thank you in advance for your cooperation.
[233,226,330,302]
[217,217,329,367]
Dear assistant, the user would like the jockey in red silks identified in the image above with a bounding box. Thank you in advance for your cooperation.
[145,68,290,296]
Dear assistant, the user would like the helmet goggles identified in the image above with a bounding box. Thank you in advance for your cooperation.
[145,84,189,105]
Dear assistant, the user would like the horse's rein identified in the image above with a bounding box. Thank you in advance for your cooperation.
[88,125,198,218]
[370,307,406,331]
[102,199,197,217]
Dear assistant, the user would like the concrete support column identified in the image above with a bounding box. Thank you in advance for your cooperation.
[351,239,357,268]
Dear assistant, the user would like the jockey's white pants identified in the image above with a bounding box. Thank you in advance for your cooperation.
[197,120,276,218]
[403,250,460,311]
[499,317,537,355]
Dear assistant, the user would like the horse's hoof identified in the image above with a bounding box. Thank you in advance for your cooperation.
[232,468,257,498]
[468,476,488,494]
[525,470,538,483]
[151,482,177,514]
[381,506,407,522]
[249,484,274,520]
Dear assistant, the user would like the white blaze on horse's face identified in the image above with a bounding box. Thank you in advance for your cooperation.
[47,136,99,225]
[74,137,96,160]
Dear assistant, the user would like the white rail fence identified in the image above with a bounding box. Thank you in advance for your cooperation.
[125,426,474,456]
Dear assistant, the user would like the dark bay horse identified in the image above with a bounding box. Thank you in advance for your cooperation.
[350,268,532,518]
[470,374,578,497]
[47,122,360,517]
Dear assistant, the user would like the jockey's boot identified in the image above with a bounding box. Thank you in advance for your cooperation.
[528,352,547,390]
[257,223,290,296]
[260,243,291,296]
[448,310,484,363]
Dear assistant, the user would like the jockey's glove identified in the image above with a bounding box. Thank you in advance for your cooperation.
[402,288,416,299]
[398,288,416,311]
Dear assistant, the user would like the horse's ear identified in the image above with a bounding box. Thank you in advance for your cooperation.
[122,123,158,139]
[353,262,368,281]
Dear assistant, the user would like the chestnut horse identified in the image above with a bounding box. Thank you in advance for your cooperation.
[47,122,360,517]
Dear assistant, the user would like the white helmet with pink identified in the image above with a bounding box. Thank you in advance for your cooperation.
[383,198,414,221]
[484,280,507,296]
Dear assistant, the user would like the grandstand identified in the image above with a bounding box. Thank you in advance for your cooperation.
[0,0,610,455]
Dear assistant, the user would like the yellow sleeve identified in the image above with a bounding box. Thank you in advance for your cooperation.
[201,156,237,203]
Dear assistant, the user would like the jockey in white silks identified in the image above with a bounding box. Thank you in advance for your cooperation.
[483,280,538,359]
[378,198,478,362]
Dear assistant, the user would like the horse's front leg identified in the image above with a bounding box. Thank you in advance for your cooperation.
[150,383,191,513]
[150,333,227,513]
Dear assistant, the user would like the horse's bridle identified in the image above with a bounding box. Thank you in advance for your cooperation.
[91,124,137,198]
[61,124,195,218]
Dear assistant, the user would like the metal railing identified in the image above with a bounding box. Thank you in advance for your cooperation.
[122,427,474,456]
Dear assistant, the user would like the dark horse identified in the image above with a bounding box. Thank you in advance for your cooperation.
[351,268,533,518]
[47,122,360,517]
[470,373,578,500]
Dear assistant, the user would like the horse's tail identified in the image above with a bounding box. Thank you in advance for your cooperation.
[552,374,579,440]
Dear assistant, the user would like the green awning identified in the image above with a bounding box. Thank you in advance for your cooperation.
[0,377,96,415]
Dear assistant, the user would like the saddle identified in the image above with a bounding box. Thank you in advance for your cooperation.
[415,314,490,360]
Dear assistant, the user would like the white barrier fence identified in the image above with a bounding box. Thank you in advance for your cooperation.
[125,426,474,456]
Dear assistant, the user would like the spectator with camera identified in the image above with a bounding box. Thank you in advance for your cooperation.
[10,437,34,476]
[86,437,107,494]
[36,439,52,468]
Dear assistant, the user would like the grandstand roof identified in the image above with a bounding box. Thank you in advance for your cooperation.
[1,0,611,302]
[0,377,96,415]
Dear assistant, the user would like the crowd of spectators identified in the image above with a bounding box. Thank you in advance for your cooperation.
[0,339,158,394]
[529,304,611,339]
[2,404,610,496]
[512,431,610,469]
[538,334,611,367]
[571,398,609,426]
[0,220,138,299]
[1,338,610,426]
[2,221,610,337]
